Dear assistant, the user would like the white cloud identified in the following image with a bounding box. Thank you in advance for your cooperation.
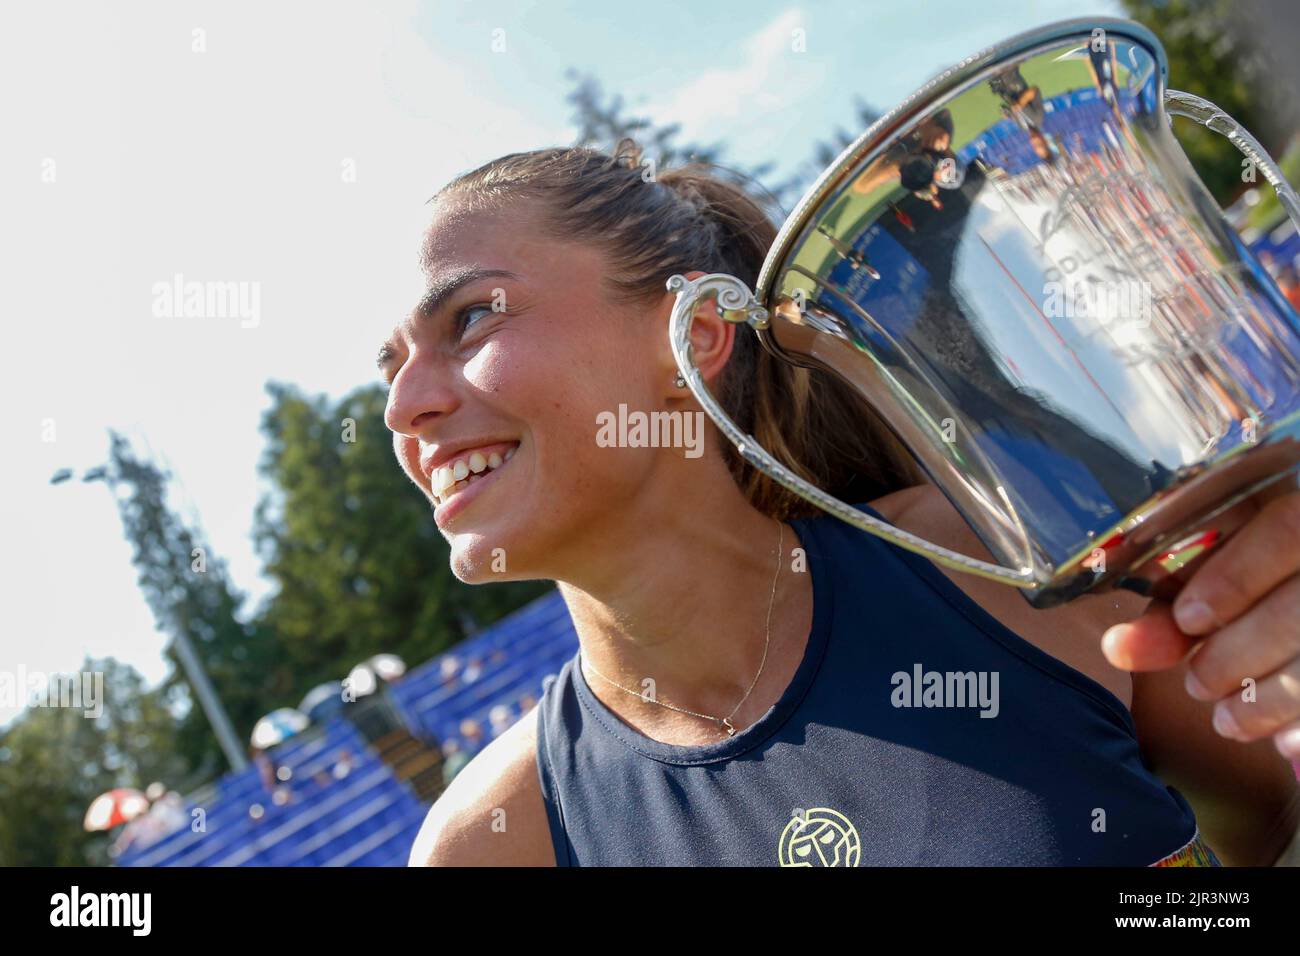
[642,8,822,142]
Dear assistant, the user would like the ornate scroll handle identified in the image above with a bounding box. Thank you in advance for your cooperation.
[665,272,1038,589]
[1165,89,1300,233]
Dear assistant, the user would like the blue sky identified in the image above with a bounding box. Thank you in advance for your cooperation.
[2,0,1124,727]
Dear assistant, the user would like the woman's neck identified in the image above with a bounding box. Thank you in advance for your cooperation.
[554,488,815,745]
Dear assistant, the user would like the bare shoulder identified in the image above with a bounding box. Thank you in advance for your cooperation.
[870,483,1143,709]
[408,705,556,866]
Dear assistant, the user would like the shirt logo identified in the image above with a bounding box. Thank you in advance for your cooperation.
[778,807,861,867]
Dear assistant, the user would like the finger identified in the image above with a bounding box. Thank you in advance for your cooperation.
[1102,600,1197,672]
[1253,468,1300,506]
[1184,574,1300,701]
[1274,718,1300,762]
[1172,492,1300,637]
[1140,496,1262,599]
[1208,657,1300,742]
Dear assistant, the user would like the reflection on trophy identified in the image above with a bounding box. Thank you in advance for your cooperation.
[668,17,1300,607]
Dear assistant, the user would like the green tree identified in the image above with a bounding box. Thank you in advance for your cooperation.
[1122,0,1300,206]
[0,657,188,866]
[563,69,845,222]
[105,432,286,777]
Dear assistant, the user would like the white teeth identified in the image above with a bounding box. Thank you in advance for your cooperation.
[432,444,519,505]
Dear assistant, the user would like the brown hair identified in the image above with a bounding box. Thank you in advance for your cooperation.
[434,138,922,520]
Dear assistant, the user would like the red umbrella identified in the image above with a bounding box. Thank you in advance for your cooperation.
[84,788,150,832]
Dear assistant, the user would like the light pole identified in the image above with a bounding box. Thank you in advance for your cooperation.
[51,466,249,771]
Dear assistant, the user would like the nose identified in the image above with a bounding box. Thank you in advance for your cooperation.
[383,351,460,438]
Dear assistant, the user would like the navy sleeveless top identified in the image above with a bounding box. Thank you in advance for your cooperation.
[535,503,1220,867]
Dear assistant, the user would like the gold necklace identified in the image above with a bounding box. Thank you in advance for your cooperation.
[581,519,784,738]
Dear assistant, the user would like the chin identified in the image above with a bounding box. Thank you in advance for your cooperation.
[450,558,497,585]
[447,534,522,585]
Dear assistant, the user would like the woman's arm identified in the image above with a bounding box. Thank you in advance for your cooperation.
[408,707,556,867]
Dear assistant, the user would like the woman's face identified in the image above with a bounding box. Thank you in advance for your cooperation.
[917,121,950,154]
[380,196,683,583]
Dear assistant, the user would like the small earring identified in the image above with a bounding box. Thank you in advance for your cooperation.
[673,373,687,388]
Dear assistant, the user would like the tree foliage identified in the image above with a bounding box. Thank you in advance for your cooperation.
[105,432,285,776]
[1122,0,1300,205]
[0,658,188,866]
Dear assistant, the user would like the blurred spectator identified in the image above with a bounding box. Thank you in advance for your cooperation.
[251,746,277,795]
[1026,127,1058,165]
[853,110,953,196]
[440,656,461,684]
[1276,264,1300,310]
[460,718,484,750]
[441,740,470,786]
[147,791,188,840]
[990,65,1045,128]
[110,789,188,855]
[489,704,513,737]
[332,748,355,781]
[246,747,294,805]
[899,154,942,207]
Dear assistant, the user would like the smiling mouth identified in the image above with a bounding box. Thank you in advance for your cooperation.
[429,442,518,507]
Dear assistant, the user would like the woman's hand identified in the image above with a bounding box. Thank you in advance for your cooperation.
[1101,484,1300,763]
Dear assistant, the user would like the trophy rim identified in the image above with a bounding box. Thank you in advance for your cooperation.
[753,15,1170,306]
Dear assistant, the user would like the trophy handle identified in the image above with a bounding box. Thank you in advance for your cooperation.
[1165,88,1300,233]
[666,272,1038,588]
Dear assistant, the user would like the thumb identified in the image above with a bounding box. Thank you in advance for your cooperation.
[1100,599,1199,672]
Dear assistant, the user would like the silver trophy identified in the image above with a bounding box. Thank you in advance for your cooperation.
[668,17,1300,607]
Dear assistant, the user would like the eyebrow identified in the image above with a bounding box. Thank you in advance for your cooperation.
[376,267,520,371]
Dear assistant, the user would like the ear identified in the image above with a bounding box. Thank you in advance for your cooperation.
[658,269,738,401]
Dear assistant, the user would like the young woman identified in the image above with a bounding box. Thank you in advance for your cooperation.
[382,141,1300,866]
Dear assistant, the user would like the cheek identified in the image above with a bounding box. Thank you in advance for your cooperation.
[461,325,656,495]
[460,332,557,405]
[393,434,426,489]
[464,329,613,418]
[461,339,506,389]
